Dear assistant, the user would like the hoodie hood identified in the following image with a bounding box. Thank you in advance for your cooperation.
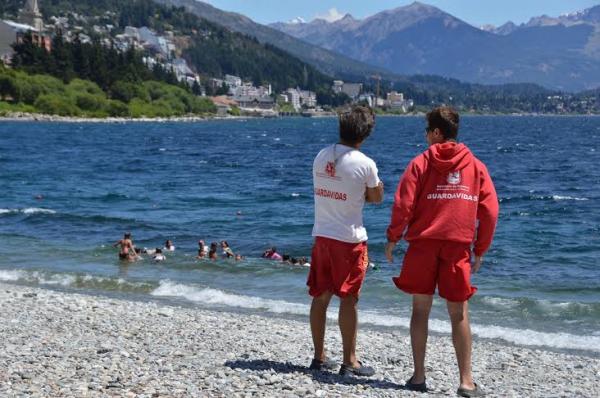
[427,142,473,173]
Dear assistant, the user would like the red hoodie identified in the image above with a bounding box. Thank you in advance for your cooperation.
[386,142,499,256]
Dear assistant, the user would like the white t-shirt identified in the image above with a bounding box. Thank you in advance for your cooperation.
[312,144,380,243]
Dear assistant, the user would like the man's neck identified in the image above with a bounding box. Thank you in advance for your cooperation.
[338,140,362,149]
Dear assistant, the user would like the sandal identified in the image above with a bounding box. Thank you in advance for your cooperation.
[405,376,428,392]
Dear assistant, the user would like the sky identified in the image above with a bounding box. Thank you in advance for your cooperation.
[201,0,600,26]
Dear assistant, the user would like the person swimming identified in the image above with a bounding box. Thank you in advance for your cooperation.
[208,242,218,260]
[153,248,166,262]
[113,233,136,261]
[197,240,208,259]
[221,241,235,258]
[262,247,282,261]
[164,239,175,252]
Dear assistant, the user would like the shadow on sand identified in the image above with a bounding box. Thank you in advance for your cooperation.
[224,359,409,390]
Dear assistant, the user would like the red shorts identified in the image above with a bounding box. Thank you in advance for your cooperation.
[307,236,369,298]
[393,239,477,302]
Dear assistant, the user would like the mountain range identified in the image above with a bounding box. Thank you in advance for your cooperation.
[271,2,600,91]
[153,0,394,81]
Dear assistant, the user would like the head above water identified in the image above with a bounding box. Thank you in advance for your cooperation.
[338,105,376,146]
[426,107,459,145]
[165,240,172,246]
[124,232,131,239]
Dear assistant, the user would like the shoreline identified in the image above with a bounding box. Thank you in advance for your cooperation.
[2,112,600,123]
[1,282,598,397]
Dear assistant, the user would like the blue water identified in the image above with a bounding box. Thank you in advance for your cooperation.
[1,116,599,353]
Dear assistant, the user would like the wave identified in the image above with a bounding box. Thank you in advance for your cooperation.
[0,269,153,292]
[0,207,57,215]
[150,281,600,353]
[151,281,307,314]
[499,195,589,203]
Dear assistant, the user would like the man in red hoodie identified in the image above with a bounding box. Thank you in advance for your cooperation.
[385,107,498,397]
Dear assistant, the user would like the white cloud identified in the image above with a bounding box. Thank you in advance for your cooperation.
[314,8,345,23]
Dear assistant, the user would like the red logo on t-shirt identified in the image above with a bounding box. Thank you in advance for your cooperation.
[325,162,336,177]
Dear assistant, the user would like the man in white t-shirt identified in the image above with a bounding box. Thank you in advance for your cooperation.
[307,106,384,377]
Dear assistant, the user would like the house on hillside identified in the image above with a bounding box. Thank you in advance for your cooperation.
[0,20,51,64]
[1,0,51,64]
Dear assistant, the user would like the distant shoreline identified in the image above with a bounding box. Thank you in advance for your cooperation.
[1,112,599,123]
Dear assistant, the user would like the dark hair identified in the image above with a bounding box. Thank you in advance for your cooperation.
[155,248,162,254]
[271,247,277,253]
[339,105,375,144]
[426,107,459,140]
[124,232,131,239]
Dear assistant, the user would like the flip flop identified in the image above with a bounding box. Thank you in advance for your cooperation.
[405,376,428,392]
[457,383,485,397]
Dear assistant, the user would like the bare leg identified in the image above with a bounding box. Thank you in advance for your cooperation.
[310,292,333,361]
[339,295,359,367]
[410,294,433,383]
[447,300,475,390]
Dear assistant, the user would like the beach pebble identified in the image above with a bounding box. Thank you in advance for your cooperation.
[0,282,598,398]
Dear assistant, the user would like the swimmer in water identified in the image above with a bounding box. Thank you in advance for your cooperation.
[113,233,136,261]
[208,242,218,260]
[221,241,235,258]
[164,239,175,252]
[153,248,166,262]
[263,247,282,261]
[197,240,208,259]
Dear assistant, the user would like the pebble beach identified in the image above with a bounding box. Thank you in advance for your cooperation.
[1,282,598,398]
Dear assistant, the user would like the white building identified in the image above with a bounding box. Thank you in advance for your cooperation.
[225,74,242,88]
[387,91,404,103]
[299,90,317,108]
[285,88,302,111]
[332,80,344,94]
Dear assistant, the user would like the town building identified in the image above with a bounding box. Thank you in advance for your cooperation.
[19,0,44,32]
[285,88,301,111]
[331,80,363,99]
[1,0,51,65]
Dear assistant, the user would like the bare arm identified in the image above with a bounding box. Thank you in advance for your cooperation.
[365,181,384,204]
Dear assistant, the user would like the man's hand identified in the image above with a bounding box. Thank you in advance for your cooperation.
[385,241,397,263]
[472,256,483,273]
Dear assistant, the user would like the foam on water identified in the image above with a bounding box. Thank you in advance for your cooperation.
[0,269,151,291]
[151,281,307,315]
[551,195,589,201]
[150,281,600,353]
[0,208,57,215]
[0,269,74,286]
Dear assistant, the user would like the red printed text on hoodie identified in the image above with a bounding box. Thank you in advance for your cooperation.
[386,142,499,256]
